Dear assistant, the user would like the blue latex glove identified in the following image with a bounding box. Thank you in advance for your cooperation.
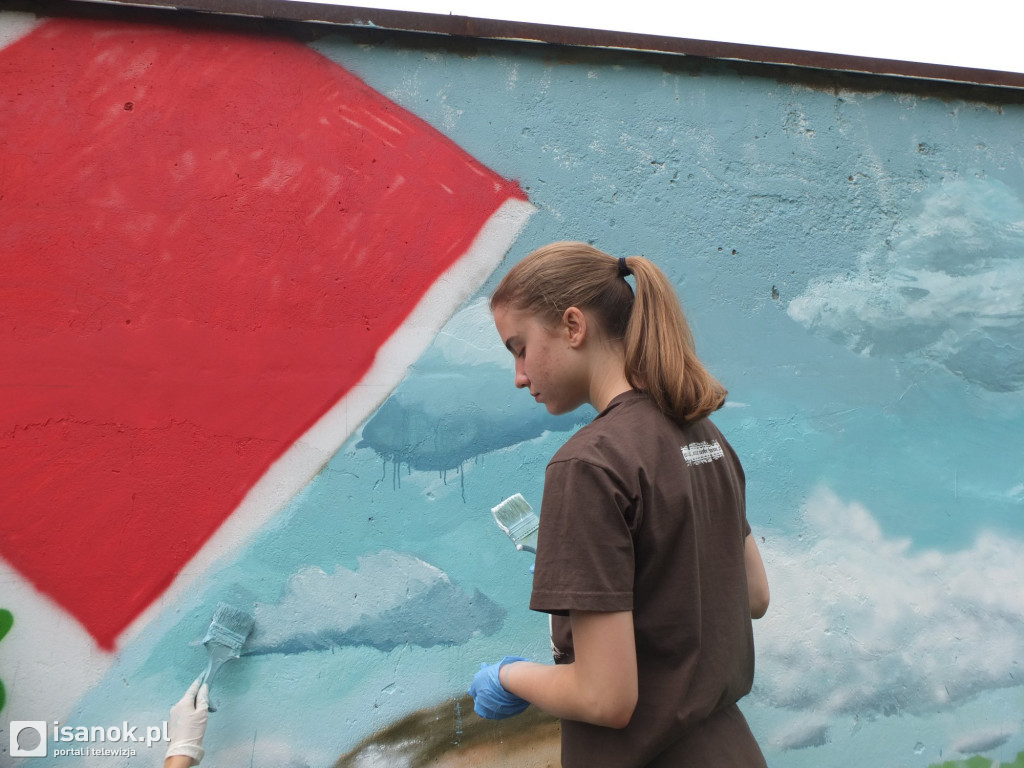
[468,656,530,719]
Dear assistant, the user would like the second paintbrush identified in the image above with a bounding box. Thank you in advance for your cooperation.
[490,493,539,554]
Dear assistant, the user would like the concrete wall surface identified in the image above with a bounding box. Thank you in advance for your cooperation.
[1,6,1023,767]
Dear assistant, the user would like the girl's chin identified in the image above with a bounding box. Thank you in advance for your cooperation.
[545,401,581,416]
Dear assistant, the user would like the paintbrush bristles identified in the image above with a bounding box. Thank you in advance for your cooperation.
[203,602,255,650]
[491,493,534,529]
[212,602,255,634]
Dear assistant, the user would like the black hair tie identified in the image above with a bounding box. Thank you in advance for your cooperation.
[617,257,632,278]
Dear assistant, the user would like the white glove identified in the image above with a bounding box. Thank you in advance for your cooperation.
[166,677,209,765]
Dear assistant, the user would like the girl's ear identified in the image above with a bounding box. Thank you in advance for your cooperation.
[563,306,587,348]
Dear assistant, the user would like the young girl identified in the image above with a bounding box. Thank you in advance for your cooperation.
[468,241,770,767]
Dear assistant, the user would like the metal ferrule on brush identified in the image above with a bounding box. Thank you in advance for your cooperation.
[507,515,539,543]
[203,624,248,657]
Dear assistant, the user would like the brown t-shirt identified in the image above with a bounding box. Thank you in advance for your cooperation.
[530,390,766,768]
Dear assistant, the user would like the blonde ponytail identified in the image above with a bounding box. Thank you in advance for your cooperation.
[491,242,726,424]
[623,256,726,423]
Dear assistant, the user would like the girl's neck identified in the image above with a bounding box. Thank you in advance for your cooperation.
[587,344,633,412]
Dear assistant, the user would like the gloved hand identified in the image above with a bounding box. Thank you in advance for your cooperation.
[468,656,530,719]
[166,677,209,765]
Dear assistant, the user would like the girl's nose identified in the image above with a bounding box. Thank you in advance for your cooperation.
[514,362,530,389]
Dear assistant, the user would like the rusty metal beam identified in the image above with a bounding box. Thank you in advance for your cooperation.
[12,0,1024,91]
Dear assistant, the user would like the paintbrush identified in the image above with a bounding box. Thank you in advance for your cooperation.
[198,602,255,712]
[491,493,539,554]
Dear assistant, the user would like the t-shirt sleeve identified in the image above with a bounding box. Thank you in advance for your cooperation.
[530,457,636,615]
[718,427,752,542]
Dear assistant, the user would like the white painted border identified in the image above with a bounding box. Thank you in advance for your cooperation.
[0,11,41,48]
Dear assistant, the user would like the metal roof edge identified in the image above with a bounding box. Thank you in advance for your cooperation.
[25,0,1024,91]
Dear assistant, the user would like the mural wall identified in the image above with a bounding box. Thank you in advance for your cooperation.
[1,6,1022,767]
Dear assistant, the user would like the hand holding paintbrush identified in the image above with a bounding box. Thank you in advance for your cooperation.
[165,602,255,766]
[197,602,255,713]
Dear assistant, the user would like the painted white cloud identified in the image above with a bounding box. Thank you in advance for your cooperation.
[754,487,1024,720]
[246,551,504,654]
[950,726,1015,755]
[770,715,831,751]
[787,178,1024,391]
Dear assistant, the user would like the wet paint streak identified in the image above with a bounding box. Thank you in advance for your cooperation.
[0,18,526,649]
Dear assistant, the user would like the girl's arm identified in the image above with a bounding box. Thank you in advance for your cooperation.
[745,532,770,619]
[499,610,638,728]
[164,757,194,768]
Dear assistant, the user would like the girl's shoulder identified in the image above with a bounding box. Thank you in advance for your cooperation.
[549,392,669,466]
[552,394,738,472]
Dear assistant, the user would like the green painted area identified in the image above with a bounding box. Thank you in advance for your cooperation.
[929,752,1024,768]
[0,609,12,642]
[0,608,11,713]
